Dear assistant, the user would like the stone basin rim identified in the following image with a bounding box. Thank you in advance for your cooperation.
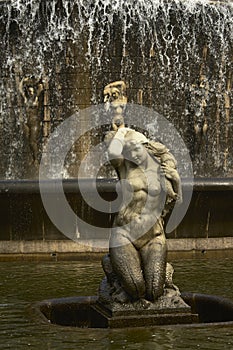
[31,292,233,329]
[1,177,233,193]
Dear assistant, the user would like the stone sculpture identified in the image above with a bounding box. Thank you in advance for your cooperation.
[99,81,186,313]
[19,76,44,166]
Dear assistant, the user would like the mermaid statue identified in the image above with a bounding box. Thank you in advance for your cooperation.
[99,81,185,311]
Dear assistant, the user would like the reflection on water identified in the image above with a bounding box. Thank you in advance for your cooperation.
[1,258,233,349]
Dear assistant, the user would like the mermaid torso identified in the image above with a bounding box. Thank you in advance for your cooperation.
[115,156,163,230]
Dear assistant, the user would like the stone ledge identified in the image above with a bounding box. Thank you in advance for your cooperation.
[0,240,108,254]
[0,237,233,257]
[167,237,233,251]
[0,177,232,193]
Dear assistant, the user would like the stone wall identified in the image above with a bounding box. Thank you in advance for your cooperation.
[0,179,233,255]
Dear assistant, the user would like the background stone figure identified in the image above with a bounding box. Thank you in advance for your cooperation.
[19,76,44,166]
[103,80,127,120]
[100,82,182,307]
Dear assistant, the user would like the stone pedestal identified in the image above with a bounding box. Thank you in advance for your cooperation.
[91,294,199,328]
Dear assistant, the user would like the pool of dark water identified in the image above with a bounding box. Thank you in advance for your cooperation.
[1,257,233,349]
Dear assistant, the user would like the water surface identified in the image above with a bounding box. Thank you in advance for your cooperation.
[1,257,233,349]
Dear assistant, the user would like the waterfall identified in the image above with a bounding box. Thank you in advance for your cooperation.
[0,0,232,178]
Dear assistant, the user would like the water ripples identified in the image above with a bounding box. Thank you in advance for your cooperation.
[1,259,233,349]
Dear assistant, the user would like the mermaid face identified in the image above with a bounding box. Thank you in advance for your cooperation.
[123,141,147,166]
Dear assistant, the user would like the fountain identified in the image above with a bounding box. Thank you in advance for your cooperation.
[33,78,233,328]
[0,0,232,252]
[0,0,233,330]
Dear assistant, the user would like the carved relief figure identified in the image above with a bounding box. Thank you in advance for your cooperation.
[19,76,44,166]
[103,80,127,119]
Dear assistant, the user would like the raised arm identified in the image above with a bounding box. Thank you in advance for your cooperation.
[108,127,130,168]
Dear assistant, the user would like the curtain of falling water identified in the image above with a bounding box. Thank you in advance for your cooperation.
[0,0,232,179]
